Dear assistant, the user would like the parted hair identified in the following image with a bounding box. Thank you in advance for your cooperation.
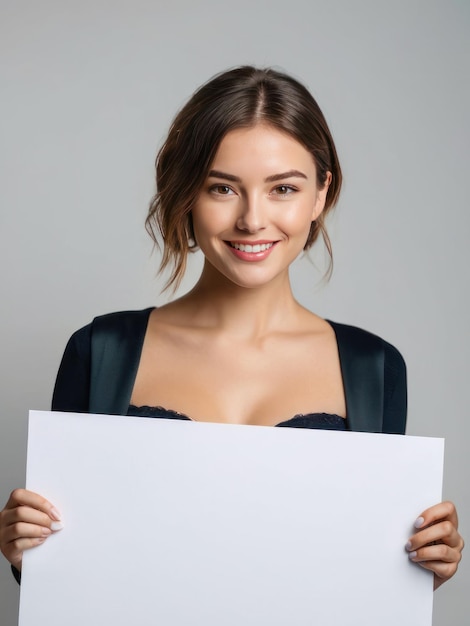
[146,66,342,290]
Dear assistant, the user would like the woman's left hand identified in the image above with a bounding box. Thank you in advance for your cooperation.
[406,500,464,589]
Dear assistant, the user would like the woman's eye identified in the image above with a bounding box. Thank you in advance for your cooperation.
[273,185,296,196]
[210,185,233,195]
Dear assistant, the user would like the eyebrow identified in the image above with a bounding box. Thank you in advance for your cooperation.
[208,169,308,183]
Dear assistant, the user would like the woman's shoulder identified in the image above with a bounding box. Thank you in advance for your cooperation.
[327,319,405,367]
[91,306,155,326]
[71,307,155,334]
[54,309,155,414]
[63,307,155,355]
[327,320,407,434]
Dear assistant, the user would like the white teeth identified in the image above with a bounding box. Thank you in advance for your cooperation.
[231,242,274,253]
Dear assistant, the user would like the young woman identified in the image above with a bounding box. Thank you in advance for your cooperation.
[0,66,463,589]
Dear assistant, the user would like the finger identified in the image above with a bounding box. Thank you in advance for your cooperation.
[408,542,462,565]
[2,521,52,544]
[414,501,458,530]
[407,520,462,551]
[1,535,49,570]
[415,558,460,583]
[4,489,62,521]
[2,505,55,529]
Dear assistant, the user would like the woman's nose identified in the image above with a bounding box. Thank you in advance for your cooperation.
[236,196,267,233]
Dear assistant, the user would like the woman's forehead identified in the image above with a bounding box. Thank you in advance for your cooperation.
[210,125,316,178]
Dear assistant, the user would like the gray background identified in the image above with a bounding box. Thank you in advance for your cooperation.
[1,1,468,624]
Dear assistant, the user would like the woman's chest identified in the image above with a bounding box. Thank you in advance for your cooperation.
[131,329,346,426]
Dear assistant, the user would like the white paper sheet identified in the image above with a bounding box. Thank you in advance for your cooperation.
[19,410,443,626]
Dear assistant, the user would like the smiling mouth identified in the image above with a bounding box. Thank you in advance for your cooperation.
[228,242,275,253]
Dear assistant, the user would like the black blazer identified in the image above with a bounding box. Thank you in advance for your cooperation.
[51,308,407,435]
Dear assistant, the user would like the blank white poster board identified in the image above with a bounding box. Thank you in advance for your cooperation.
[19,410,443,626]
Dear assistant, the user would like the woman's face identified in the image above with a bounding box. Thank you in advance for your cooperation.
[192,124,330,290]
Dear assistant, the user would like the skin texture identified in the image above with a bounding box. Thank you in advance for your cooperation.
[0,125,464,587]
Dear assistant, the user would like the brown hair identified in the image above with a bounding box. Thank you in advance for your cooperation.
[146,66,342,290]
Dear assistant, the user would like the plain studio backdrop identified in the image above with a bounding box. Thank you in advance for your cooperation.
[0,1,468,624]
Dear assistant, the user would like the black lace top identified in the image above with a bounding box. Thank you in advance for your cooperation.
[127,405,347,430]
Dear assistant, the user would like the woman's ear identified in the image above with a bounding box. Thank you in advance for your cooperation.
[312,171,332,220]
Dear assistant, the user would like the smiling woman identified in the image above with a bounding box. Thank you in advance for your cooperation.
[190,125,330,289]
[147,66,341,291]
[0,66,463,593]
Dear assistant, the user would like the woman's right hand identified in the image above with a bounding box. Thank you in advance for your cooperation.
[0,489,64,571]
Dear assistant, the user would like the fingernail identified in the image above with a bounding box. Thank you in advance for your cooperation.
[408,551,417,559]
[414,516,425,529]
[41,527,52,537]
[50,521,64,531]
[50,507,62,521]
[405,540,412,551]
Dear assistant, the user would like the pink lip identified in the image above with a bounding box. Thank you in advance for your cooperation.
[224,240,278,262]
[225,240,276,245]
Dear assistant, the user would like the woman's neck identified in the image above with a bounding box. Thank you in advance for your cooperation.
[171,263,309,341]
